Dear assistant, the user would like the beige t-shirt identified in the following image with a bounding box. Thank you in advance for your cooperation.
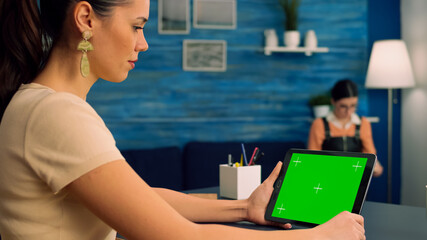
[0,83,123,240]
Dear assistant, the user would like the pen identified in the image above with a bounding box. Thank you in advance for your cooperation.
[241,143,248,166]
[253,152,264,165]
[240,154,243,166]
[249,147,259,166]
[228,154,233,166]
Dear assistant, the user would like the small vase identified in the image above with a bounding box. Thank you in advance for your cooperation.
[304,30,318,49]
[284,30,300,48]
[264,29,278,48]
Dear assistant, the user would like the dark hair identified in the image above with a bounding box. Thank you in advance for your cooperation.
[331,79,358,101]
[0,0,129,122]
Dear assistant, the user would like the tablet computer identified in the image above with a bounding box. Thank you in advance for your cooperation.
[265,148,376,228]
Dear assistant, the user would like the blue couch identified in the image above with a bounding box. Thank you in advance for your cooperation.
[121,141,306,191]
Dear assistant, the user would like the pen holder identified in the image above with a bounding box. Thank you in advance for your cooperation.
[219,164,261,200]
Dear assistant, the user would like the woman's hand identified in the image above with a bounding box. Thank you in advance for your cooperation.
[373,160,383,177]
[244,161,292,229]
[312,211,365,240]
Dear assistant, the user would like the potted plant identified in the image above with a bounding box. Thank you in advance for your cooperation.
[308,93,331,118]
[279,0,301,48]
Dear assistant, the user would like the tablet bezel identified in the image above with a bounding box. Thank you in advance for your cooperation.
[264,148,376,228]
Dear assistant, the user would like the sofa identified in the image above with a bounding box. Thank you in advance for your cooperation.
[121,141,306,191]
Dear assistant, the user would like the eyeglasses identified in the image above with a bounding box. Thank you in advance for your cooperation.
[337,104,357,111]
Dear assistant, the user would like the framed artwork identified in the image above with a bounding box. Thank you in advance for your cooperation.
[183,40,227,72]
[158,0,190,34]
[193,0,237,29]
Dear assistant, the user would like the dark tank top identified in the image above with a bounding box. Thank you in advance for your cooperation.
[321,117,362,152]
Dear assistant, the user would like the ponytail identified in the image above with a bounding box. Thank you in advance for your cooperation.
[0,0,46,121]
[0,0,131,121]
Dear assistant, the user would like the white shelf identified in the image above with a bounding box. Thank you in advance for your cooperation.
[264,46,329,56]
[366,116,380,123]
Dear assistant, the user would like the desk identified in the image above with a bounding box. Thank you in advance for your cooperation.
[186,187,427,240]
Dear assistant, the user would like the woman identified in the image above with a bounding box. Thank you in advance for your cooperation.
[308,79,383,177]
[0,1,365,239]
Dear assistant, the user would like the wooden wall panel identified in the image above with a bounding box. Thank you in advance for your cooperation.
[87,0,368,150]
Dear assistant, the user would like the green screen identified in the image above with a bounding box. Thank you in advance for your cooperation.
[272,153,367,224]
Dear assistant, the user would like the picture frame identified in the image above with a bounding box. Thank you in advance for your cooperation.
[158,0,190,34]
[193,0,237,29]
[183,40,227,72]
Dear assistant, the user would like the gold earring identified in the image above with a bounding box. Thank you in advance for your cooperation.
[77,30,94,78]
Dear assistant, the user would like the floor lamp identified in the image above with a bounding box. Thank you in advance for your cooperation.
[365,40,415,203]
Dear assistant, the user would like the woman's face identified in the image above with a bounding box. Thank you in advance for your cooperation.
[90,0,150,82]
[332,97,358,120]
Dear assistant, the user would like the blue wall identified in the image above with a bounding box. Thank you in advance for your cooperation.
[88,0,369,148]
[87,0,400,203]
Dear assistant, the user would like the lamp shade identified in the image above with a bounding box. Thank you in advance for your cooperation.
[365,40,415,89]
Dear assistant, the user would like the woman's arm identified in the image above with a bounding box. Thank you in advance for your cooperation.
[153,162,289,228]
[360,117,383,177]
[153,188,248,223]
[308,118,326,150]
[66,159,365,240]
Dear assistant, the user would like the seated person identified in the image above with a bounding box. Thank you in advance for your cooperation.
[0,1,366,239]
[308,79,383,177]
